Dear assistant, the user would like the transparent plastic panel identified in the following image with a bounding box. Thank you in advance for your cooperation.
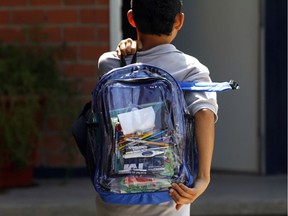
[99,80,187,193]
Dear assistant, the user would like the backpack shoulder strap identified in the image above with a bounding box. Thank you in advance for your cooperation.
[72,101,92,157]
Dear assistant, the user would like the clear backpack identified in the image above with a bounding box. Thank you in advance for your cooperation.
[72,58,239,205]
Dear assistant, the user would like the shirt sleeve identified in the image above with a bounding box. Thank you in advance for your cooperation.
[98,51,120,75]
[182,62,218,121]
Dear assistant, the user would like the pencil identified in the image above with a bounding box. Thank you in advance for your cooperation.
[125,138,170,147]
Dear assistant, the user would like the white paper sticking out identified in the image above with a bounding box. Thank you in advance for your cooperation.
[117,107,155,135]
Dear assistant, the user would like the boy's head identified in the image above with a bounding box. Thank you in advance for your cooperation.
[130,0,183,36]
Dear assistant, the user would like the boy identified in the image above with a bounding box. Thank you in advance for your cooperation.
[97,1,218,215]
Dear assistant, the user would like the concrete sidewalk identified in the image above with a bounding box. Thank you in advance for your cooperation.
[0,173,286,216]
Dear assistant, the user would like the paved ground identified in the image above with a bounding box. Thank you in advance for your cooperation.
[0,173,286,216]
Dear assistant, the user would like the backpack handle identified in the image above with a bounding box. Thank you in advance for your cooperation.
[120,53,137,67]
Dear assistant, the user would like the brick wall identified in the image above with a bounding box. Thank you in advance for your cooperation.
[0,0,110,174]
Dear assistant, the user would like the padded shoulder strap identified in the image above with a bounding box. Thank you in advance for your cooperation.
[178,80,239,92]
[72,101,92,158]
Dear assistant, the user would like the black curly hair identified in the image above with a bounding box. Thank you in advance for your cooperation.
[131,0,183,36]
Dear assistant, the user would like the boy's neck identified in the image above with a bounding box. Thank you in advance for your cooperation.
[138,33,174,51]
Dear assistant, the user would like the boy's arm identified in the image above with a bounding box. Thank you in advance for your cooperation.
[169,108,215,210]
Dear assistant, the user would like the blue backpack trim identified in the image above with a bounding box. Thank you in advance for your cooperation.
[178,80,240,92]
[96,188,172,205]
[93,161,196,205]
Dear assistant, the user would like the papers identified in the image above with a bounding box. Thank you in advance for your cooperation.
[117,107,155,135]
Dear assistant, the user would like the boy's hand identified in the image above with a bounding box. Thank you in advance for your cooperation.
[116,38,142,57]
[169,177,210,211]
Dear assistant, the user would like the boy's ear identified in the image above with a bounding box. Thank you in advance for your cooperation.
[127,10,136,28]
[174,13,185,31]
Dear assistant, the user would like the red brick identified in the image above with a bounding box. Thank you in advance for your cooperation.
[36,133,83,168]
[61,46,78,61]
[46,111,75,134]
[97,0,109,6]
[29,0,61,6]
[12,10,46,24]
[63,63,96,78]
[80,9,109,24]
[0,28,25,42]
[67,79,81,93]
[64,27,96,42]
[46,115,60,131]
[47,152,69,167]
[41,28,62,42]
[98,27,109,42]
[46,10,78,24]
[0,0,26,6]
[0,11,10,25]
[23,27,62,43]
[64,0,95,5]
[36,142,85,167]
[69,151,86,167]
[34,149,47,166]
[40,134,64,150]
[79,45,109,61]
[81,79,98,95]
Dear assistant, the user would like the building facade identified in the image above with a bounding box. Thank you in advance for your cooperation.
[0,0,285,176]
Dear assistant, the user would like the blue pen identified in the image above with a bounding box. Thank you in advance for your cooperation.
[144,129,168,140]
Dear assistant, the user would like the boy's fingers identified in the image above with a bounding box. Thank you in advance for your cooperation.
[116,38,142,57]
[116,38,132,57]
[120,41,130,55]
[169,188,181,202]
[117,42,127,57]
[169,188,190,204]
[124,38,133,54]
[131,40,137,53]
[176,204,184,211]
[171,183,192,199]
[125,38,142,55]
[116,46,122,57]
[116,38,143,58]
[179,183,197,195]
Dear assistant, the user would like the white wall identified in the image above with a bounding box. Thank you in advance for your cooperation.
[174,0,261,172]
[109,0,122,50]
